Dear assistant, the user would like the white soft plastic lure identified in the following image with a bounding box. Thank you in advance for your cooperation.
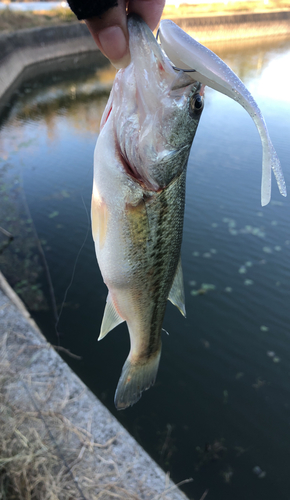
[158,20,287,206]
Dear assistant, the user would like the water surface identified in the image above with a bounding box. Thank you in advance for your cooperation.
[1,36,290,500]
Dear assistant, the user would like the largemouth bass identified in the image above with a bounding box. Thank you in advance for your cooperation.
[92,16,204,409]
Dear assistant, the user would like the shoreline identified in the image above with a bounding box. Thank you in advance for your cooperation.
[1,9,290,110]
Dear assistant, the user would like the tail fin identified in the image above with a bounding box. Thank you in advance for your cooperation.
[114,349,161,410]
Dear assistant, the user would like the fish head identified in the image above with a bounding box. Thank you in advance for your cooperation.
[104,15,204,191]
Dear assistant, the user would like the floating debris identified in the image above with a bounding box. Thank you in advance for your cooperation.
[225,287,232,293]
[201,283,216,291]
[203,252,212,258]
[271,220,278,226]
[253,466,266,479]
[211,223,218,228]
[221,467,233,484]
[271,200,283,206]
[244,279,254,286]
[274,246,281,251]
[252,377,265,389]
[195,439,227,471]
[192,251,200,257]
[189,280,196,286]
[256,211,263,217]
[191,285,214,296]
[260,325,269,332]
[210,249,217,254]
[245,261,253,267]
[267,351,275,357]
[263,246,272,254]
[235,372,244,380]
[241,225,265,238]
[48,211,59,219]
[273,356,281,363]
[238,266,247,274]
[229,229,238,235]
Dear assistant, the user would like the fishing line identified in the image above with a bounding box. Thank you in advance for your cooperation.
[155,28,197,73]
[55,192,91,340]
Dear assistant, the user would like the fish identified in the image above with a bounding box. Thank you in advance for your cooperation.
[92,15,204,409]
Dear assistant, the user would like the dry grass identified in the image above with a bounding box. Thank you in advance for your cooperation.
[162,0,290,18]
[0,6,76,32]
[0,327,197,500]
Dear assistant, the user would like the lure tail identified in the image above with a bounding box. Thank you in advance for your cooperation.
[114,349,161,410]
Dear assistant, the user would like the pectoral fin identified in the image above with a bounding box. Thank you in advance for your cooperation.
[168,257,186,317]
[98,293,124,341]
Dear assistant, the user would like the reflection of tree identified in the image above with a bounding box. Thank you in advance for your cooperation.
[2,65,116,139]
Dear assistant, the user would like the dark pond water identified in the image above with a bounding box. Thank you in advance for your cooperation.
[1,36,290,500]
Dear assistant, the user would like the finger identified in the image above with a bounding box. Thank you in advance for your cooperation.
[127,0,165,31]
[85,0,131,69]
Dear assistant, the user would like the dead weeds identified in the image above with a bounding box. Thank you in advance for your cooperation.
[0,326,195,500]
[0,7,76,33]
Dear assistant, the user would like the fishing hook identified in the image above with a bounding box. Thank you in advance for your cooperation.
[156,27,197,73]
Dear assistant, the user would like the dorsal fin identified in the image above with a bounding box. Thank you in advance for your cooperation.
[168,257,186,317]
[98,293,124,341]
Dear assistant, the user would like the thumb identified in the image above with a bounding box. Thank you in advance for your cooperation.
[85,0,130,69]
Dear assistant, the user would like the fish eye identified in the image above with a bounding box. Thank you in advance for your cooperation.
[189,93,203,116]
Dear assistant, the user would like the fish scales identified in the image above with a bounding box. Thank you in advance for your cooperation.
[125,169,186,360]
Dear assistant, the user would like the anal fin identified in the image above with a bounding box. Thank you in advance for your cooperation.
[168,257,186,317]
[98,293,124,341]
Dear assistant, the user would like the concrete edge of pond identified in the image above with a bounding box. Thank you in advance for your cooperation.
[0,22,105,117]
[0,270,192,500]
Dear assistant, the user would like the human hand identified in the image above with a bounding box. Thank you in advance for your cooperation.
[85,0,165,69]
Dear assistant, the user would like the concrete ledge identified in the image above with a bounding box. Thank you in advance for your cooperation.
[0,23,103,116]
[170,10,290,42]
[0,22,91,63]
[0,271,190,499]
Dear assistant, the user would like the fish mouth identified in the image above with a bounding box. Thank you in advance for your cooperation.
[113,16,202,191]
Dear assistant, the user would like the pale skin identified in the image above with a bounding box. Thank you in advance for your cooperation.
[85,0,165,68]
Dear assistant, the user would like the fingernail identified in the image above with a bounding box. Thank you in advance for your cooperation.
[98,26,130,68]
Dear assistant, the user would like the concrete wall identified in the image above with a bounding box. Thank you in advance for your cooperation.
[171,10,290,42]
[0,23,104,115]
